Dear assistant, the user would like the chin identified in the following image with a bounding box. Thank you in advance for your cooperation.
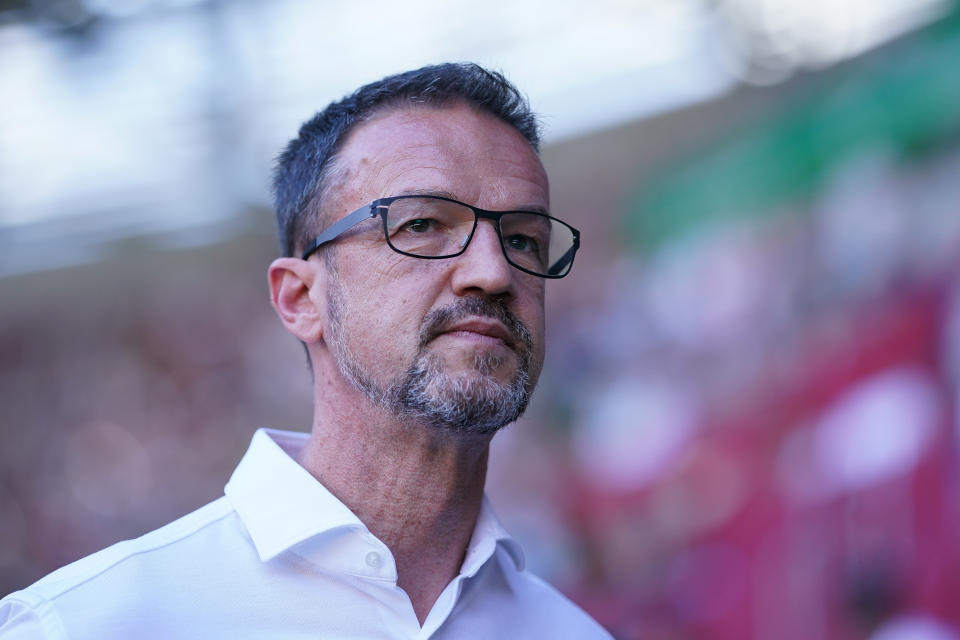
[388,353,532,436]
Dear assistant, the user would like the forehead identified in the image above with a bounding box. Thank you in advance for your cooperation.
[330,103,549,213]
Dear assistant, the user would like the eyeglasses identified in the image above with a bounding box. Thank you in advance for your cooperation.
[301,194,580,278]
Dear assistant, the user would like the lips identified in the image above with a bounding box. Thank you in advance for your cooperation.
[439,319,515,347]
[417,296,532,357]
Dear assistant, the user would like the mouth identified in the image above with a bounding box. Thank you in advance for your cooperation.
[436,319,516,349]
[417,297,533,359]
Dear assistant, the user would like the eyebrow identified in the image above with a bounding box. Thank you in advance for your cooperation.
[391,188,551,216]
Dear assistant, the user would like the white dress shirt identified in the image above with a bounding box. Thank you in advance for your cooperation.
[0,429,611,639]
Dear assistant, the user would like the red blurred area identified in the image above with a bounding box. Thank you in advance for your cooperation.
[564,280,960,639]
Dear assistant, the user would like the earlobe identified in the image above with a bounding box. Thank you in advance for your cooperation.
[268,257,327,343]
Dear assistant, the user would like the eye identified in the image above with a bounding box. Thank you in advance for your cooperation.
[506,234,538,253]
[401,218,434,233]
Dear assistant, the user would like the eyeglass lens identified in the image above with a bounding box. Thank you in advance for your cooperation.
[383,197,575,276]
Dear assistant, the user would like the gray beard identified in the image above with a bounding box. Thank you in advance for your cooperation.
[326,277,534,437]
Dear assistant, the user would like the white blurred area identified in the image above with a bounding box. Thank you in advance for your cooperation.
[0,0,950,274]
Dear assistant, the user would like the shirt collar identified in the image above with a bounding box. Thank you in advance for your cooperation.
[224,428,365,562]
[224,428,525,572]
[465,496,525,574]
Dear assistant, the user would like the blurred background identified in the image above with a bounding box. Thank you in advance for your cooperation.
[3,1,960,638]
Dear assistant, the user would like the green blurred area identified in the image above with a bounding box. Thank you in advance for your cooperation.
[627,8,960,252]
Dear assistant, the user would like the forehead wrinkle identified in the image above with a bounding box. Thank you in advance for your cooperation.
[363,152,448,194]
[384,143,545,203]
[338,104,547,213]
[385,164,447,188]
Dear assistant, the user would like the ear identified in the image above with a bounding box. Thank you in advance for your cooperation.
[268,257,327,344]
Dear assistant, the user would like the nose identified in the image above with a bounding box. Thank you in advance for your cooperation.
[449,220,514,298]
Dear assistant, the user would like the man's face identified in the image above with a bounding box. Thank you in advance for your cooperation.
[316,103,549,436]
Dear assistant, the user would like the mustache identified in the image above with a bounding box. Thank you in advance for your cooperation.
[419,297,533,352]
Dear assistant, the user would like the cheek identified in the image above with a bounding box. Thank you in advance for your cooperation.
[531,314,547,366]
[516,282,546,355]
[339,266,437,356]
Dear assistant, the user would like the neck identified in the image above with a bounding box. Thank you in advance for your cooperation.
[298,377,492,625]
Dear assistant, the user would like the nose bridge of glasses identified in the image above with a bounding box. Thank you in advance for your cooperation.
[470,209,505,243]
[470,209,549,269]
[463,214,504,254]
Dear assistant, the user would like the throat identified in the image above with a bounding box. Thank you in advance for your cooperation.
[319,432,489,626]
[299,416,490,571]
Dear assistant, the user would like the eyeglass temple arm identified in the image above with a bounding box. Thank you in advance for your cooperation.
[301,203,379,260]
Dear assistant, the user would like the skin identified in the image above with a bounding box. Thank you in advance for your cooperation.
[268,102,550,625]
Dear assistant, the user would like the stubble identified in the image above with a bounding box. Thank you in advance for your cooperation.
[325,271,535,436]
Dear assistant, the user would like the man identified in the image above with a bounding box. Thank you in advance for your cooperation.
[0,63,609,638]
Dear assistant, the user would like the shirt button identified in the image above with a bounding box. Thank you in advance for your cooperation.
[365,551,383,569]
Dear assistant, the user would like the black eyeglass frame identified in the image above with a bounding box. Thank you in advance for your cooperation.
[300,194,580,279]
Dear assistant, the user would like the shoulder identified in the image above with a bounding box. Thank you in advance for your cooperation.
[0,498,240,639]
[21,498,236,601]
[451,548,613,639]
[504,562,613,639]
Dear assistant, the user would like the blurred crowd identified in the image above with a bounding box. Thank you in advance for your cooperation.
[518,145,960,638]
[0,233,312,592]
